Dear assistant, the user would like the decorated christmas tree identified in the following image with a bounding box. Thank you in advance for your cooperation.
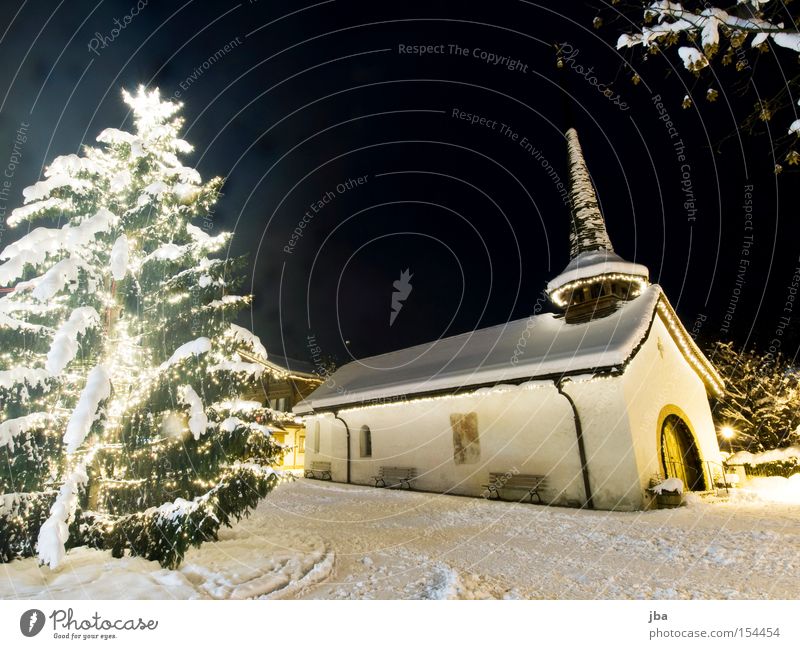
[0,87,287,569]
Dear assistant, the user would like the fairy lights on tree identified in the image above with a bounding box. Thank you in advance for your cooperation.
[0,87,289,569]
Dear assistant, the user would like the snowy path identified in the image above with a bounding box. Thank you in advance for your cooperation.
[2,478,799,599]
[269,480,800,599]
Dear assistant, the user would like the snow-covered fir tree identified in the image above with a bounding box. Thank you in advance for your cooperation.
[708,341,800,452]
[0,87,288,569]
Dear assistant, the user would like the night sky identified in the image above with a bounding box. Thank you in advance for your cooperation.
[1,1,798,370]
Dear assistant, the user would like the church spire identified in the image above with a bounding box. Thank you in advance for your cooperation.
[566,128,614,259]
[546,128,650,323]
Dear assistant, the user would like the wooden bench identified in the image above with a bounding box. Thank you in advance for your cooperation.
[372,466,417,489]
[304,461,332,480]
[483,472,545,503]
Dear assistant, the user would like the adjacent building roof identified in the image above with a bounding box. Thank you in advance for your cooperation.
[238,349,321,382]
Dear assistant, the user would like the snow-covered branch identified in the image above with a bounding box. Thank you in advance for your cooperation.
[617,1,800,138]
[617,2,796,56]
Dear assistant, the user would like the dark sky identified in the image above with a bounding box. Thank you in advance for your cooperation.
[1,1,798,370]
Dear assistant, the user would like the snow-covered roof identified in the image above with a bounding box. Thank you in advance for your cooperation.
[237,348,321,381]
[295,285,663,414]
[265,352,319,377]
[546,249,649,294]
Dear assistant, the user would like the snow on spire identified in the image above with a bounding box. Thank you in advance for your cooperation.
[566,128,614,259]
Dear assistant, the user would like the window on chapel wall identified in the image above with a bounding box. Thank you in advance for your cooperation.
[313,421,320,453]
[360,425,372,457]
[450,412,479,465]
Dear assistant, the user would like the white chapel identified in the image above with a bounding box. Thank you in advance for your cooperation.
[295,128,725,511]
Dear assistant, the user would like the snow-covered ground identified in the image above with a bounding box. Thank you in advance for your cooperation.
[2,478,799,599]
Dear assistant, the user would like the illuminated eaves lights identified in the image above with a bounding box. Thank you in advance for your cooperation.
[549,272,650,307]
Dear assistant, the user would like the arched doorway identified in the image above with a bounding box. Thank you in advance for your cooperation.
[660,414,706,491]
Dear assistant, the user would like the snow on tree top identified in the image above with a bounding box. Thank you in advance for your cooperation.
[122,86,183,134]
[295,285,663,413]
[565,128,614,259]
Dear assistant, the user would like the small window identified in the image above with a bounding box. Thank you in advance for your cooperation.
[451,412,480,465]
[360,425,372,457]
[313,421,320,453]
[298,435,305,454]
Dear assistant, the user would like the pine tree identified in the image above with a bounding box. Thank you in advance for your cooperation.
[707,341,800,452]
[0,87,287,569]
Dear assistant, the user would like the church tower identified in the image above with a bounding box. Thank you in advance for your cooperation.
[547,129,650,323]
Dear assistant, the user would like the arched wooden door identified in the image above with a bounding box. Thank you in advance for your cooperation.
[660,414,705,491]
